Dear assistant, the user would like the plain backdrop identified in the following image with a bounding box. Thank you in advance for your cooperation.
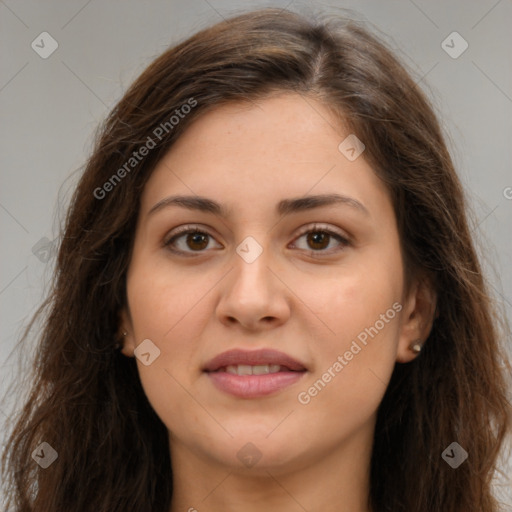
[1,0,511,507]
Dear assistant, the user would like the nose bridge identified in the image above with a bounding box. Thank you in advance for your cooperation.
[231,234,274,297]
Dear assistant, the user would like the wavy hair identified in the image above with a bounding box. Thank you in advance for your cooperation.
[2,7,511,512]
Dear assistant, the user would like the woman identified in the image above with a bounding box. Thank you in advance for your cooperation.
[2,7,511,512]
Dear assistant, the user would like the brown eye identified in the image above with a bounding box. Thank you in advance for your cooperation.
[164,227,221,255]
[306,231,331,250]
[292,225,350,255]
[185,232,209,251]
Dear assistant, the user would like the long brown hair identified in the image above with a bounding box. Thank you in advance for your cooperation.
[2,7,511,511]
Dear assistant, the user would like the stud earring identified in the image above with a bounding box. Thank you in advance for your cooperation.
[409,340,422,354]
[114,331,128,350]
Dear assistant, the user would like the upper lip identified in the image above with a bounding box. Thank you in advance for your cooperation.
[203,349,307,372]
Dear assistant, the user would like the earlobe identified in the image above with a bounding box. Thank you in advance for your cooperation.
[118,309,136,357]
[120,332,135,357]
[396,274,437,363]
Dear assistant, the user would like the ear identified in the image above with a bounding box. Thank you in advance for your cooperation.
[118,308,136,358]
[396,273,437,363]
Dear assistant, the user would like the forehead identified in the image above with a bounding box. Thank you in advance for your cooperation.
[139,93,392,221]
[168,93,346,164]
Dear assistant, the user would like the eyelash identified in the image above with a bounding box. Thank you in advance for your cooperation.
[163,223,351,257]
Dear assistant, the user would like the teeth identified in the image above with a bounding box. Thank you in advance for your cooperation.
[238,364,253,376]
[224,364,282,375]
[252,364,270,375]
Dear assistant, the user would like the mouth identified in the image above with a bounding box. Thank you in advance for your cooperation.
[212,364,297,375]
[203,349,307,398]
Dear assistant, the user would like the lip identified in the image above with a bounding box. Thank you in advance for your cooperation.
[203,348,307,372]
[203,348,308,399]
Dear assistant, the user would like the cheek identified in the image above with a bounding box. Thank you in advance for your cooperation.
[292,251,402,420]
[125,261,212,389]
[125,265,216,433]
[296,256,403,353]
[294,281,400,446]
[127,260,212,341]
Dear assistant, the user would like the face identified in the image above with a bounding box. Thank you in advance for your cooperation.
[121,92,429,475]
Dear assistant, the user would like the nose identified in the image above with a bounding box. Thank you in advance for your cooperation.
[215,244,291,331]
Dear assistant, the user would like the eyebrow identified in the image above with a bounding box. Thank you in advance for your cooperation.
[148,193,369,218]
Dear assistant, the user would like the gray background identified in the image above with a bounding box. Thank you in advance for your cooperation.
[1,0,511,507]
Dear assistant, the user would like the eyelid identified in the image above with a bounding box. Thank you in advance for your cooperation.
[289,223,351,255]
[164,223,210,241]
[163,224,220,248]
[293,223,351,243]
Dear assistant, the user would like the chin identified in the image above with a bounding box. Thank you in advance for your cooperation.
[212,427,305,471]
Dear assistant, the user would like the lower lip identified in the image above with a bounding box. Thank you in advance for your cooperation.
[206,371,306,398]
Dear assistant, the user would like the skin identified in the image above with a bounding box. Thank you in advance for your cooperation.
[120,92,436,512]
